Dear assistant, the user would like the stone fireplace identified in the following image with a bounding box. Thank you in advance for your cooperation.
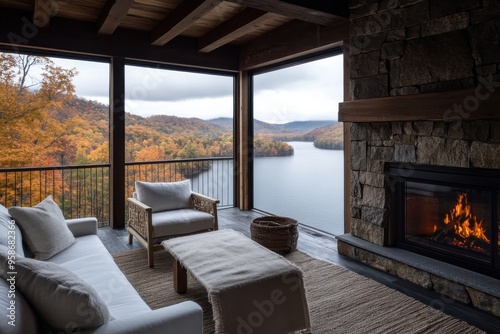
[337,0,500,317]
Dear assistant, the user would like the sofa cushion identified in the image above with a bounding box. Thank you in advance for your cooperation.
[0,276,41,334]
[8,196,75,260]
[152,208,214,242]
[0,250,111,331]
[135,180,192,213]
[48,235,151,319]
[0,204,24,257]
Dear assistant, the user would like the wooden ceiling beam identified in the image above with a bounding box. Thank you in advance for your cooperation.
[225,0,344,25]
[151,0,223,46]
[199,8,274,53]
[33,0,53,28]
[0,8,239,72]
[240,20,348,70]
[97,0,135,35]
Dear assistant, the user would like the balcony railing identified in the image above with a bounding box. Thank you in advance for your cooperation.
[125,157,234,207]
[0,164,111,225]
[0,157,234,226]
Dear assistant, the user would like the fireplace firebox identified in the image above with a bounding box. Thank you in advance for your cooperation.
[387,163,500,279]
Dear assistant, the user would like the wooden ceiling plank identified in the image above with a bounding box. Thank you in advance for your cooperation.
[97,0,135,34]
[199,8,274,53]
[33,0,52,28]
[240,20,348,70]
[225,0,342,25]
[151,0,223,46]
[0,7,239,72]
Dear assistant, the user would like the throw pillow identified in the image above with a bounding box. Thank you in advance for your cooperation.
[0,245,40,333]
[135,180,192,213]
[8,196,75,260]
[0,250,111,331]
[0,204,25,257]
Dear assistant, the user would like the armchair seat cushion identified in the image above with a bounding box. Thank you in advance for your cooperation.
[152,209,214,242]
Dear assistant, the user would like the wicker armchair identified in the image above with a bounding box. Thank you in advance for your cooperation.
[127,180,219,267]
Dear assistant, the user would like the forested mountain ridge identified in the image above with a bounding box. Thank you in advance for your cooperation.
[58,98,343,164]
[210,118,336,135]
[305,124,344,150]
[209,117,343,149]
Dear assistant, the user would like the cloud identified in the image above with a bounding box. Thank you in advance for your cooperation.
[126,96,233,119]
[49,53,344,123]
[51,57,110,98]
[253,56,344,122]
[125,65,233,102]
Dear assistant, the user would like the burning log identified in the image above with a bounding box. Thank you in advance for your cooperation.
[432,193,491,254]
[432,216,462,242]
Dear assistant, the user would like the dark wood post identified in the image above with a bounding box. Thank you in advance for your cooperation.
[343,40,351,234]
[235,70,253,210]
[110,56,126,228]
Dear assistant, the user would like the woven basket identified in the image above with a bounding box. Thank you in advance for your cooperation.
[250,216,299,254]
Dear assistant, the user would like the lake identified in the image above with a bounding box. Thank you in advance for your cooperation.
[192,141,344,235]
[254,141,344,235]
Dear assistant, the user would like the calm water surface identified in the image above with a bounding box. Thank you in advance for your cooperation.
[254,141,344,235]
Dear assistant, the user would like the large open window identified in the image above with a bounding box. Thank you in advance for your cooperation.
[0,52,110,223]
[124,65,235,206]
[252,54,344,235]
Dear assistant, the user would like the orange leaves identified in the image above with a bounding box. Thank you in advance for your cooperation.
[0,53,77,167]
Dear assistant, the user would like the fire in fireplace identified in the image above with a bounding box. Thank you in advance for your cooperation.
[437,193,490,255]
[387,163,500,279]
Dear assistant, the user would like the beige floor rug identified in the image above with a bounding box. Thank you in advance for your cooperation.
[112,248,483,334]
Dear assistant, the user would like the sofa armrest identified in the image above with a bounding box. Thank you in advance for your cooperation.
[66,217,98,237]
[82,301,203,334]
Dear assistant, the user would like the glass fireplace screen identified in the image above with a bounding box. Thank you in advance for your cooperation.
[405,181,494,264]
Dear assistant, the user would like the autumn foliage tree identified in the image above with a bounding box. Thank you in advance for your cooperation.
[0,53,77,167]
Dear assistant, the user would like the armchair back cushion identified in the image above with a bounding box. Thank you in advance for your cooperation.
[135,180,191,213]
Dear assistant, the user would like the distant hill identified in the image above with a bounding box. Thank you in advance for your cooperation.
[209,117,336,135]
[305,123,344,150]
[56,99,341,166]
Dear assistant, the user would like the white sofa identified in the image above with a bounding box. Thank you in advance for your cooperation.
[0,204,203,334]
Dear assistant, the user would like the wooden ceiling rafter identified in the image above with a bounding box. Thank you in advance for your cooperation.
[33,0,53,28]
[97,0,135,34]
[224,0,344,26]
[0,0,349,71]
[198,8,275,53]
[151,0,223,46]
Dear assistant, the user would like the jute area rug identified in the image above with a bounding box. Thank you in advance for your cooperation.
[112,248,483,334]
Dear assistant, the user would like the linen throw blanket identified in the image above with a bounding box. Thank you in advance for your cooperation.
[163,229,310,334]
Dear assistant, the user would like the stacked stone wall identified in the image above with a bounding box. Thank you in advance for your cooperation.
[348,0,500,100]
[347,0,500,244]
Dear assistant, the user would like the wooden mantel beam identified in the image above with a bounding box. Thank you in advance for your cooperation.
[199,8,274,53]
[97,0,134,35]
[33,0,52,28]
[338,87,500,122]
[151,0,223,46]
[225,0,344,25]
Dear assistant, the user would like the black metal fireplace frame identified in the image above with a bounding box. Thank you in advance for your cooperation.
[386,163,500,279]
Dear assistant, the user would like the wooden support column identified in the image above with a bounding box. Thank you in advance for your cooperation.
[342,40,351,234]
[235,70,252,210]
[110,56,126,228]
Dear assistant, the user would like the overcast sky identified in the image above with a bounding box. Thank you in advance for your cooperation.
[49,54,343,123]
